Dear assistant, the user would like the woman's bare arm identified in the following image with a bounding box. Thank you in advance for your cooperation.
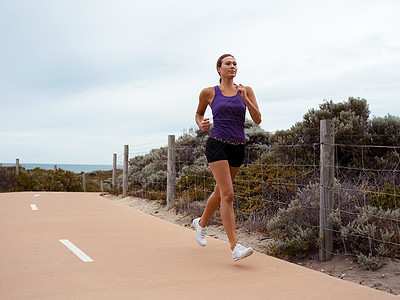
[195,87,214,131]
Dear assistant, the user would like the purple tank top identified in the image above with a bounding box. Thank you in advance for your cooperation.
[210,86,246,142]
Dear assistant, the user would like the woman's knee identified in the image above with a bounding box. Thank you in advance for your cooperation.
[221,190,234,204]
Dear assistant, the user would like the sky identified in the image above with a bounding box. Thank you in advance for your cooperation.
[1,0,399,165]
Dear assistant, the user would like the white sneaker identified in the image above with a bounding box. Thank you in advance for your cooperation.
[232,244,253,261]
[192,217,207,246]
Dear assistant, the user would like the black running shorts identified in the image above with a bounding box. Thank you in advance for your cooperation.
[205,137,245,167]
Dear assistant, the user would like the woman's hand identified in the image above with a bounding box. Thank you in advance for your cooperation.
[235,84,248,100]
[199,117,210,131]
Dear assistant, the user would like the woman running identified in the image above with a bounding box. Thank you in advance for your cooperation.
[193,54,262,261]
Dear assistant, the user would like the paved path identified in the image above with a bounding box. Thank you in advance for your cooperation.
[0,192,397,299]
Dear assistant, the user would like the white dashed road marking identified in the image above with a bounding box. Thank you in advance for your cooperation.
[34,194,40,197]
[59,239,94,262]
[30,204,38,210]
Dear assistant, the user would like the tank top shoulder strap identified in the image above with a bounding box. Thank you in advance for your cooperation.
[214,85,222,95]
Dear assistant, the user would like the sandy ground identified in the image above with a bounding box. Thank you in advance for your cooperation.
[105,194,400,296]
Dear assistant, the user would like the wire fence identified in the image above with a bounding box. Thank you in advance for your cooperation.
[126,140,399,211]
[124,127,400,264]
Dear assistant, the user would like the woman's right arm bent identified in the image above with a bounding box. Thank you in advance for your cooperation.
[195,87,214,132]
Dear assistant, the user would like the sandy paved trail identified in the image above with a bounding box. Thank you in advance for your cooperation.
[0,192,397,299]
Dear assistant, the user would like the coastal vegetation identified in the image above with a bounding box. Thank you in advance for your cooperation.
[0,167,118,193]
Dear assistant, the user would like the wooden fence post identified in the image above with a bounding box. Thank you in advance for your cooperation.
[167,135,176,209]
[112,153,117,189]
[123,145,129,197]
[319,119,335,262]
[83,172,86,192]
[16,158,20,175]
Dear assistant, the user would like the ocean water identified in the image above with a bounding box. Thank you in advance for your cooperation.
[0,163,120,173]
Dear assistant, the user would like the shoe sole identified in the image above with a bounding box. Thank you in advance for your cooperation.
[233,249,253,261]
[192,219,206,247]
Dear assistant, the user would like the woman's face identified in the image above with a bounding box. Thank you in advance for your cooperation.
[217,56,237,79]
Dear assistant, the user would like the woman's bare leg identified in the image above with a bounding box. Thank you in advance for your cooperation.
[207,160,240,250]
[199,186,221,227]
[199,165,240,228]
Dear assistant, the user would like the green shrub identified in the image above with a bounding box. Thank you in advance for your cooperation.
[267,180,400,268]
[234,154,316,221]
[357,253,386,270]
[145,189,167,203]
[330,205,400,261]
[12,168,83,192]
[267,199,319,257]
[0,168,16,192]
[369,180,400,210]
[176,170,214,201]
